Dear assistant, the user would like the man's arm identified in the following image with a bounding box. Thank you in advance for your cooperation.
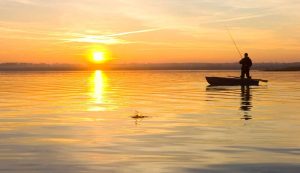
[249,59,253,67]
[239,59,243,64]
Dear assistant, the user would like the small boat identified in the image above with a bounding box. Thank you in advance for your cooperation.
[206,77,260,86]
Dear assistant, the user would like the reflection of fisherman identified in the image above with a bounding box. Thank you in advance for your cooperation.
[240,86,252,120]
[239,53,252,79]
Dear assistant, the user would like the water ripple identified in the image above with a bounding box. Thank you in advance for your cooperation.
[0,71,299,172]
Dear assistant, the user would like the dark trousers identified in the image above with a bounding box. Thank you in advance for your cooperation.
[241,68,251,79]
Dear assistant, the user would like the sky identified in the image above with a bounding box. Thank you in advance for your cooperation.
[0,0,300,64]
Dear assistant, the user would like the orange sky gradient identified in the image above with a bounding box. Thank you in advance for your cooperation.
[0,0,300,64]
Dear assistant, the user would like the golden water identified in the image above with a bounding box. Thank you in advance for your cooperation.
[0,71,299,172]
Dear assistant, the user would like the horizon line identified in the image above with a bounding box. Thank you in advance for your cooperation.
[1,62,300,65]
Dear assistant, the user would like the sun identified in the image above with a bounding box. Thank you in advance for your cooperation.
[93,52,105,63]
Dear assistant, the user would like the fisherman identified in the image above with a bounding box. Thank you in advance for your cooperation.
[239,53,252,79]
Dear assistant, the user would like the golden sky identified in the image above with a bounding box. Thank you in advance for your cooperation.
[0,0,300,64]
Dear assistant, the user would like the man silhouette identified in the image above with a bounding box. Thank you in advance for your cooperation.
[239,53,252,79]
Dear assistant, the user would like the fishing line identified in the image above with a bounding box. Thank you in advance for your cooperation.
[226,26,242,58]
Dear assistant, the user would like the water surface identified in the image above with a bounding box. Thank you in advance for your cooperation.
[0,70,299,173]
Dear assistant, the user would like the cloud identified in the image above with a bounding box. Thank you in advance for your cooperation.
[63,28,162,44]
[199,12,273,25]
[102,28,162,37]
[10,0,36,5]
[65,36,129,45]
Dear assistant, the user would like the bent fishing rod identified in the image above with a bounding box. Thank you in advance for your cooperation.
[226,26,243,58]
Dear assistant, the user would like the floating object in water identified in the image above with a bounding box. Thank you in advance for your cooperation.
[241,116,252,120]
[131,111,149,119]
[205,77,267,86]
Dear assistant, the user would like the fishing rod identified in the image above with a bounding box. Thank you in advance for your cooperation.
[226,26,243,58]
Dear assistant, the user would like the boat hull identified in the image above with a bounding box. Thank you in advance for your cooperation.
[206,77,259,86]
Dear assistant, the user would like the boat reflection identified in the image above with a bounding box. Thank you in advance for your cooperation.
[240,86,252,120]
[206,85,253,121]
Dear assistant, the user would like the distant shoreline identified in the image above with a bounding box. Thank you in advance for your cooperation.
[262,67,300,71]
[0,62,299,71]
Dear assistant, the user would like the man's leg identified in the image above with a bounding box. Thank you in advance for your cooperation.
[241,69,245,78]
[246,69,251,79]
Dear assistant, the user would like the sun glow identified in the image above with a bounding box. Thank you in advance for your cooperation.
[93,52,105,63]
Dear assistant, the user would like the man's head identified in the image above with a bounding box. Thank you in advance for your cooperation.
[244,53,248,57]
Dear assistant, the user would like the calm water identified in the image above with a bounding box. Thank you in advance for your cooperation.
[0,70,299,173]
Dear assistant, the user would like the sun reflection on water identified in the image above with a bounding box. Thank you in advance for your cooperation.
[88,70,107,111]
